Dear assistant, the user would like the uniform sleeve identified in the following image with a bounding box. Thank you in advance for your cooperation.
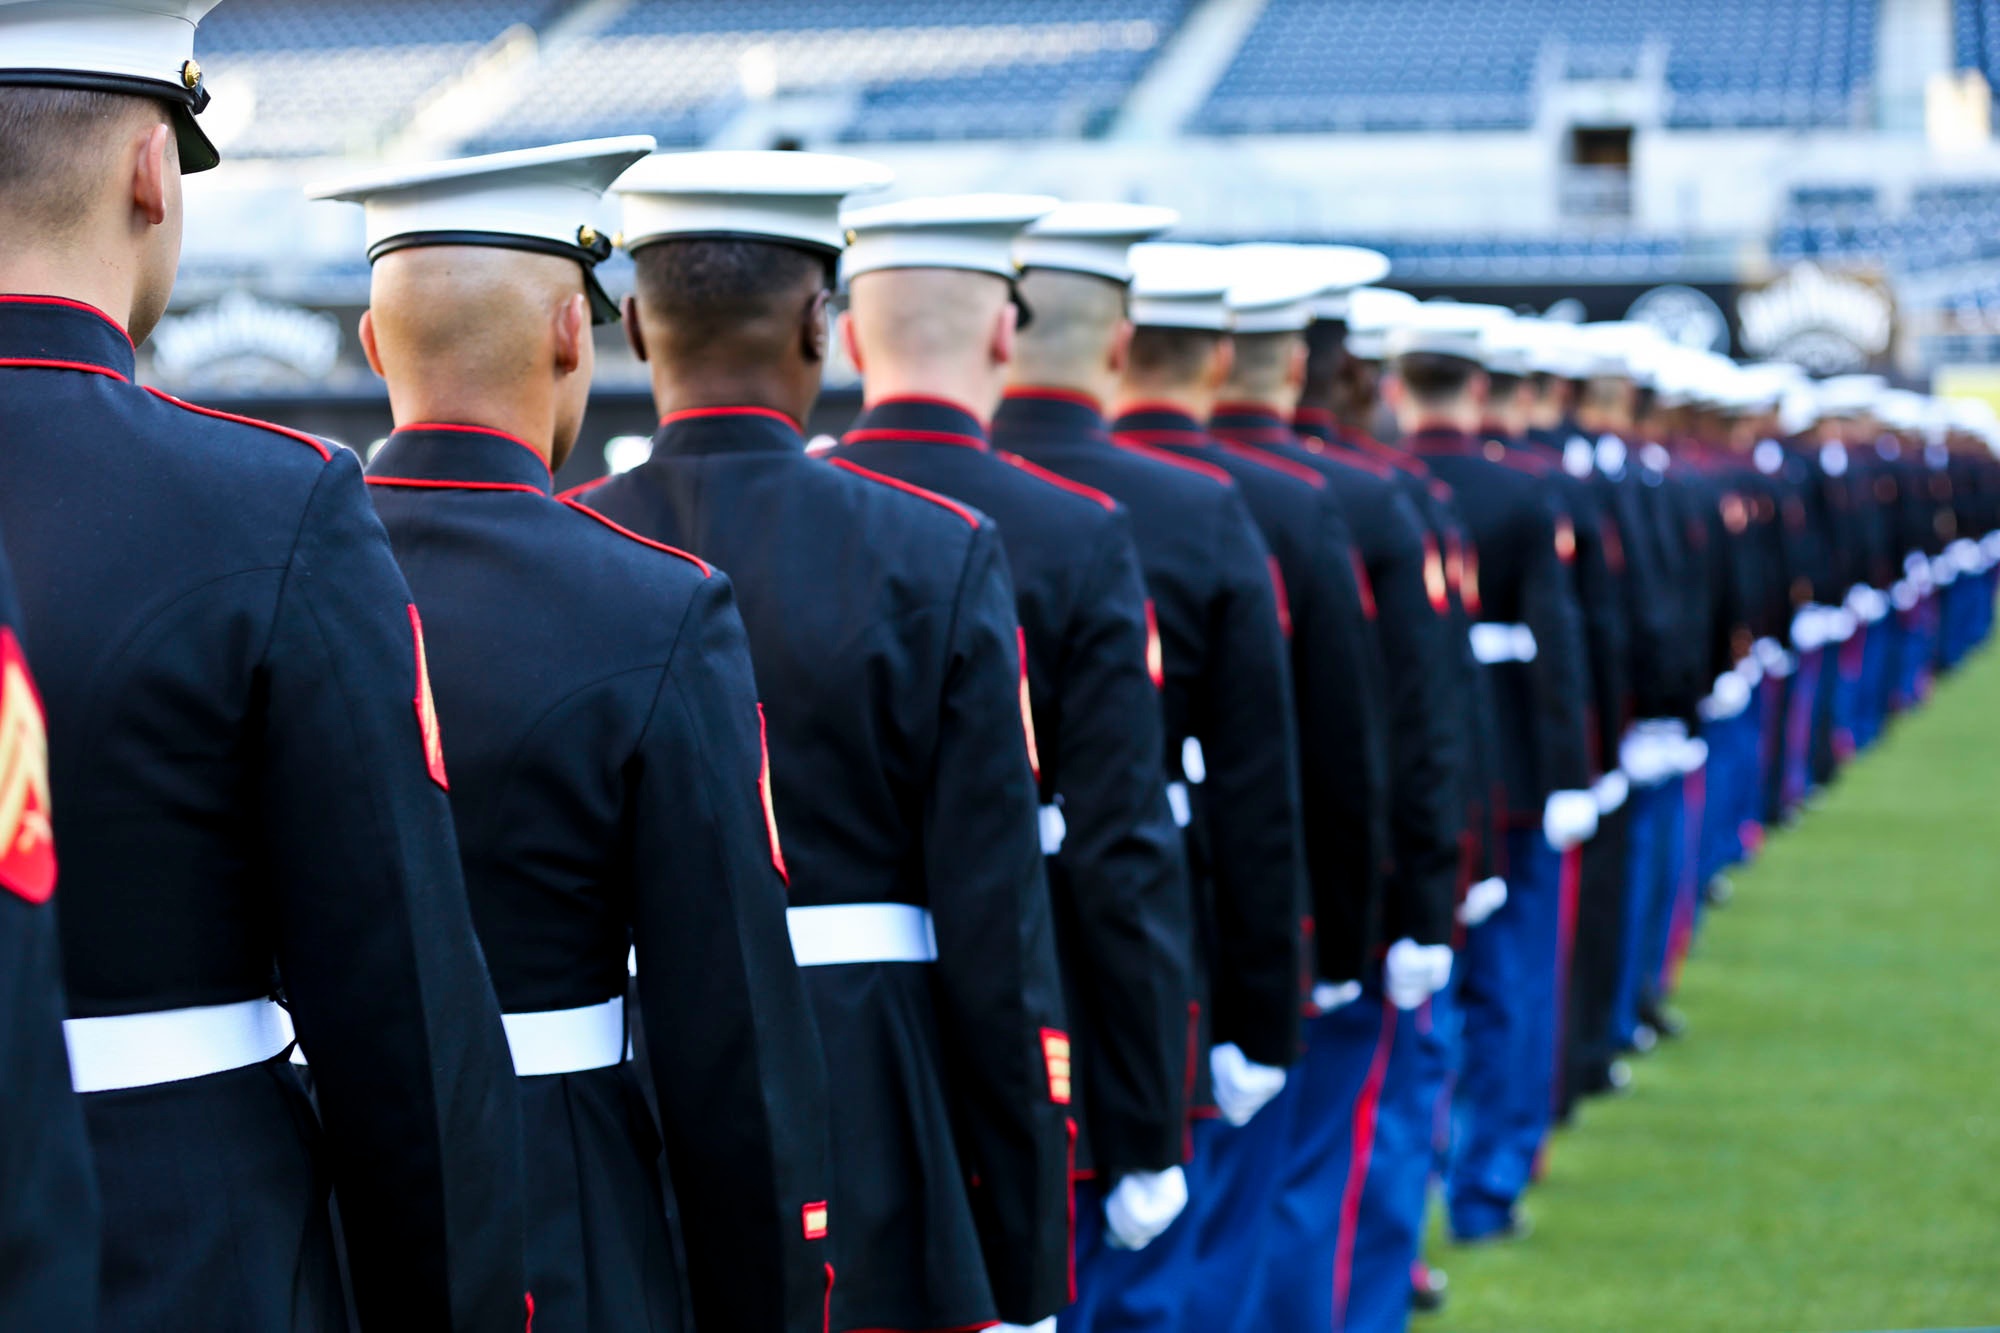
[1198,494,1307,1063]
[631,575,833,1333]
[259,451,527,1333]
[1367,494,1466,949]
[926,524,1072,1323]
[1567,486,1630,773]
[1604,481,1679,721]
[0,894,99,1330]
[1052,517,1191,1177]
[1519,495,1593,797]
[1288,501,1391,984]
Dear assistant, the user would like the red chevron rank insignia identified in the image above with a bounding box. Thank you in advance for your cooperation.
[0,628,56,904]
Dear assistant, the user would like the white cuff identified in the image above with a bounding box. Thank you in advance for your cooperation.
[1210,1043,1287,1127]
[1458,877,1507,927]
[1592,769,1630,814]
[1312,979,1363,1013]
[1104,1166,1189,1252]
[1543,789,1598,850]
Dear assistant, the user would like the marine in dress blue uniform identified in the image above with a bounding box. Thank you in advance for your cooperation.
[571,155,1075,1333]
[0,6,529,1328]
[993,230,1308,1333]
[834,201,1199,1310]
[0,536,98,1333]
[313,139,835,1333]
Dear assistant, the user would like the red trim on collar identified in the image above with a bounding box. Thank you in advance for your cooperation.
[560,499,714,576]
[827,457,982,528]
[557,475,614,501]
[0,294,134,347]
[864,392,989,426]
[1116,427,1210,446]
[1212,401,1286,420]
[1219,440,1328,489]
[144,389,332,460]
[1114,399,1199,420]
[999,451,1117,510]
[397,421,551,474]
[0,357,128,382]
[1294,406,1336,427]
[366,476,546,495]
[660,404,802,430]
[1004,385,1103,412]
[1110,435,1233,486]
[843,427,986,451]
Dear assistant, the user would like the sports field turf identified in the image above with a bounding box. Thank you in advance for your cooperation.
[1425,649,2000,1333]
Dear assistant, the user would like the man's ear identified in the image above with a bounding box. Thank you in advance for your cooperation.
[991,298,1019,368]
[1107,318,1135,377]
[622,294,648,363]
[1207,336,1236,390]
[838,309,864,375]
[358,309,386,379]
[1468,371,1491,410]
[1382,372,1407,415]
[554,293,588,376]
[803,288,831,364]
[132,121,173,228]
[1285,339,1308,392]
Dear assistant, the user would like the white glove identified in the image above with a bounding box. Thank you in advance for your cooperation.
[1422,944,1455,995]
[1384,939,1431,1010]
[1620,719,1687,786]
[1950,537,1981,573]
[1312,979,1363,1013]
[1735,653,1764,689]
[1458,876,1508,926]
[1699,670,1751,722]
[1104,1166,1189,1251]
[1591,769,1630,815]
[1543,789,1599,851]
[1790,605,1829,650]
[1210,1042,1287,1127]
[1674,735,1709,775]
[1891,580,1920,612]
[1826,608,1858,643]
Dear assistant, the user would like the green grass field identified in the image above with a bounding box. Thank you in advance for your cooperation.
[1425,649,2000,1333]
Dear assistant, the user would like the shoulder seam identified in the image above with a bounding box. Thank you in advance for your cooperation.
[560,497,713,577]
[1110,434,1233,487]
[998,451,1118,511]
[827,457,982,528]
[142,387,333,460]
[556,474,615,501]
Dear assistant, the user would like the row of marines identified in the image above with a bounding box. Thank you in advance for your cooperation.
[4,8,1998,1331]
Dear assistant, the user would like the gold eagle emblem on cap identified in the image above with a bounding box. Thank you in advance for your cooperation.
[181,59,202,90]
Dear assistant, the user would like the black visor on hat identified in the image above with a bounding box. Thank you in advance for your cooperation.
[0,68,219,172]
[368,230,623,325]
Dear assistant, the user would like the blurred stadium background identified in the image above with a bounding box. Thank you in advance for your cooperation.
[160,0,2000,490]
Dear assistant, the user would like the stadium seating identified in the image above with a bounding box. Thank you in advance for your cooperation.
[1195,0,1875,135]
[1774,181,2000,273]
[467,0,1190,152]
[197,0,571,158]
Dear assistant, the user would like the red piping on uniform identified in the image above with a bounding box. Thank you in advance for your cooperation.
[1111,434,1234,486]
[1117,427,1210,447]
[999,450,1117,510]
[864,392,990,427]
[143,388,333,459]
[366,476,546,495]
[843,1323,999,1333]
[758,703,789,885]
[524,1291,534,1333]
[842,427,986,451]
[1218,440,1328,489]
[827,458,981,528]
[1115,399,1200,421]
[1065,1117,1079,1302]
[0,293,134,346]
[556,474,614,501]
[1017,626,1041,783]
[1348,548,1378,620]
[1551,844,1583,1114]
[1293,406,1336,428]
[0,357,129,382]
[1183,1000,1202,1161]
[660,404,802,430]
[1268,557,1293,639]
[1212,400,1286,420]
[1004,385,1102,411]
[1331,1003,1397,1331]
[396,421,552,474]
[821,1265,835,1333]
[560,499,714,576]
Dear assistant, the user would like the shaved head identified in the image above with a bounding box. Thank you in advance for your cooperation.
[843,267,1017,415]
[1012,267,1128,389]
[363,245,594,467]
[1221,330,1304,408]
[0,88,167,239]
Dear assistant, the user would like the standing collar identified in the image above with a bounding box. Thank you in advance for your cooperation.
[1292,406,1336,441]
[0,295,138,382]
[651,404,806,459]
[993,388,1110,450]
[1210,402,1294,443]
[846,395,988,450]
[1405,426,1480,457]
[1112,401,1206,440]
[366,422,554,496]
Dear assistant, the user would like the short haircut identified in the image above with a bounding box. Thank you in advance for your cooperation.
[631,237,832,357]
[1013,267,1126,384]
[1486,371,1523,402]
[1302,319,1349,398]
[1127,326,1225,385]
[0,87,166,235]
[1395,351,1481,407]
[1225,330,1297,397]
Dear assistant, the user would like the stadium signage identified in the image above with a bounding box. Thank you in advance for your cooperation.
[150,291,342,387]
[1737,262,1894,374]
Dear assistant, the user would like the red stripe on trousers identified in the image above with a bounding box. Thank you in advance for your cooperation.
[1332,1003,1398,1330]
